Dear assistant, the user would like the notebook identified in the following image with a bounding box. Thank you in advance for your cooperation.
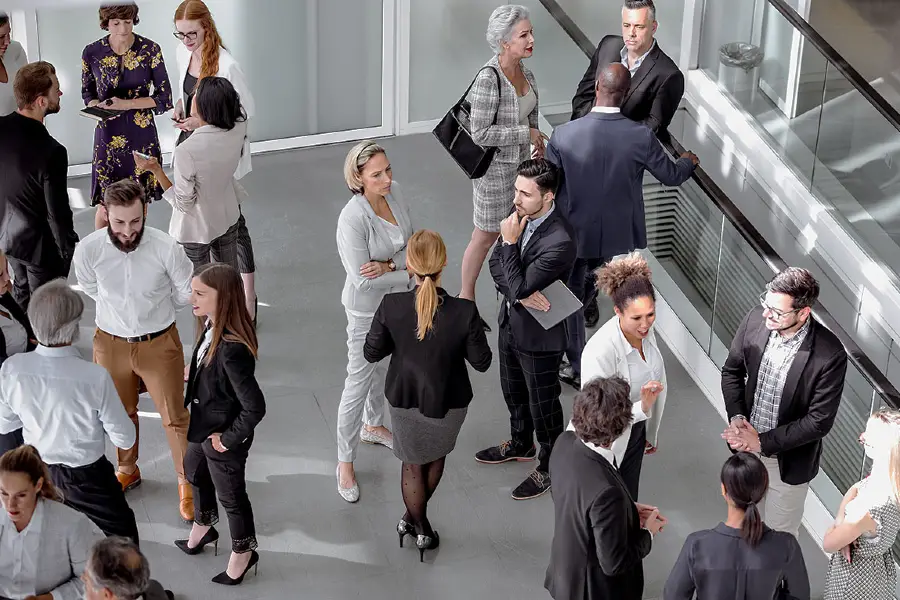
[523,279,583,330]
[79,106,123,122]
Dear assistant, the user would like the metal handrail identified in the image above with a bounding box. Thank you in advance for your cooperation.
[536,0,900,408]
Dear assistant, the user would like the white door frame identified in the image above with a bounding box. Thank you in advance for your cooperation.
[395,0,441,136]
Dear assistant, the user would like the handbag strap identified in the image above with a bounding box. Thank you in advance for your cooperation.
[458,66,503,126]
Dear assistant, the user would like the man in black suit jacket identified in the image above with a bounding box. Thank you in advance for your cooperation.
[721,267,847,538]
[0,61,77,310]
[549,63,696,389]
[477,159,576,501]
[570,0,683,138]
[546,376,666,600]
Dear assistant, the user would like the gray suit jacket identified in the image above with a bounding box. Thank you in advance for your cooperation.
[0,498,104,600]
[336,181,415,314]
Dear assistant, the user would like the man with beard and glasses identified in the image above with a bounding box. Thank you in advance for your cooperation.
[721,267,848,538]
[73,179,196,523]
[0,61,77,310]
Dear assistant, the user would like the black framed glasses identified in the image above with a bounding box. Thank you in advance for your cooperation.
[173,31,199,42]
[758,292,802,320]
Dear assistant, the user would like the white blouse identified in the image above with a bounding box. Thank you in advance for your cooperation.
[518,86,536,125]
[0,41,27,117]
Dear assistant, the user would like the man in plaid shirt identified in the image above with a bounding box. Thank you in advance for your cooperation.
[720,268,847,537]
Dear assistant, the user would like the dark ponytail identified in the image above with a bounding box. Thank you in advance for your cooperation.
[721,452,768,547]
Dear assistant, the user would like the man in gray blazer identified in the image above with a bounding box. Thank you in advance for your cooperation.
[547,63,697,389]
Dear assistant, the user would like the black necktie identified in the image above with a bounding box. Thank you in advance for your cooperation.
[613,455,619,469]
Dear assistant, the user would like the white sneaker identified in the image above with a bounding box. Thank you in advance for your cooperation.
[360,427,393,450]
[336,465,360,503]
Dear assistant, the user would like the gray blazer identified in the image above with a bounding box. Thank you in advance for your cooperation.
[336,181,415,314]
[0,498,104,600]
[468,55,539,164]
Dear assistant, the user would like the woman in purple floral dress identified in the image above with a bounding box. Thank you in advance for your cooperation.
[82,3,172,228]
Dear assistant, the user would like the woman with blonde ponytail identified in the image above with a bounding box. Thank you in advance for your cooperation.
[664,452,810,599]
[823,410,900,600]
[364,230,492,562]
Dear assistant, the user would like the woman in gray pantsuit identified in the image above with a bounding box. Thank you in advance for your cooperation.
[459,4,544,310]
[335,141,414,503]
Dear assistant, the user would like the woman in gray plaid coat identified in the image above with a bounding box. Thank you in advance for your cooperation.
[459,4,544,307]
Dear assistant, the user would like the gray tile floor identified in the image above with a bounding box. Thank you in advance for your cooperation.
[66,133,827,599]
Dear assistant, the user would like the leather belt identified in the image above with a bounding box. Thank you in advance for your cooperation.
[109,324,174,344]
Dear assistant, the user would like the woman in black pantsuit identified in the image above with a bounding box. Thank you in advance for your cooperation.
[364,230,492,562]
[175,262,265,586]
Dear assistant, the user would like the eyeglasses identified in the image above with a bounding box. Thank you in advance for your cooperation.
[758,292,802,320]
[173,31,199,42]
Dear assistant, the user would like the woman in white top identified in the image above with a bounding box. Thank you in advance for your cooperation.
[577,253,666,501]
[0,13,27,116]
[134,76,246,272]
[0,445,104,600]
[173,0,259,324]
[823,410,900,600]
[335,141,414,502]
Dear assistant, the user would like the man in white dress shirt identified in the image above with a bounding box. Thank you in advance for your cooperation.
[73,179,195,522]
[0,279,139,543]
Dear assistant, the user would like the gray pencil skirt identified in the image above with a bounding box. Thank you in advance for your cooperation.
[390,405,469,465]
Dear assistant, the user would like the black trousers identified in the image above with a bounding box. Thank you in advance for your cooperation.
[48,456,139,545]
[564,257,606,375]
[185,437,257,553]
[0,428,23,455]
[499,322,565,473]
[619,421,647,501]
[7,255,67,311]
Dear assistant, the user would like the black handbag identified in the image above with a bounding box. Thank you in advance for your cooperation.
[432,66,502,180]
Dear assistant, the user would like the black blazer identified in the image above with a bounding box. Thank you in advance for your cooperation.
[545,431,651,600]
[363,288,492,418]
[663,523,810,600]
[721,308,848,485]
[185,328,266,448]
[546,112,694,259]
[0,292,35,365]
[0,113,78,267]
[488,208,577,352]
[570,35,684,140]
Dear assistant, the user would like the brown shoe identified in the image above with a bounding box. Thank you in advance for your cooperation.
[117,467,142,492]
[179,483,194,523]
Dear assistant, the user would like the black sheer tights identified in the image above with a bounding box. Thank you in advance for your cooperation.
[401,457,446,537]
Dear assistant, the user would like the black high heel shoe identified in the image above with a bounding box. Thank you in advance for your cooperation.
[174,526,219,556]
[416,531,440,562]
[212,550,259,586]
[397,518,415,547]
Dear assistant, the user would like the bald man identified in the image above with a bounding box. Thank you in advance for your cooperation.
[547,63,698,390]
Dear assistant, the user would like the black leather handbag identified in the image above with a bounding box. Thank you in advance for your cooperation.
[432,66,501,180]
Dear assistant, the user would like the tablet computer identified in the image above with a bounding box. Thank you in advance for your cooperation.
[524,279,583,330]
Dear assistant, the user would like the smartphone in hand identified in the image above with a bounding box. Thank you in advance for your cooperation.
[134,151,152,161]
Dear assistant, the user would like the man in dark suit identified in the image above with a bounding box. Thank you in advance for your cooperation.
[545,376,667,600]
[571,0,684,329]
[0,60,77,310]
[476,159,576,501]
[721,267,848,538]
[549,63,696,389]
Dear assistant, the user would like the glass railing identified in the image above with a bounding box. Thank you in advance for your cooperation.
[536,0,900,530]
[697,0,900,283]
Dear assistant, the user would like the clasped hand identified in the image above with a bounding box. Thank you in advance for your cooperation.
[721,418,762,453]
[360,261,391,279]
[636,503,668,534]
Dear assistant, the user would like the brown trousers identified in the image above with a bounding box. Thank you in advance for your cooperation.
[93,325,190,484]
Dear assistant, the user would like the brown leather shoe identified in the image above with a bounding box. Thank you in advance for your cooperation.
[117,467,142,492]
[179,483,194,523]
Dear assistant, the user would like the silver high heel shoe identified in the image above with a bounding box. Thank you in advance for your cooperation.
[397,519,415,547]
[415,531,440,562]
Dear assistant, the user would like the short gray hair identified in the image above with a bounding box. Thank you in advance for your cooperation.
[27,279,83,347]
[486,5,530,55]
[343,140,386,195]
[624,0,656,22]
[86,537,150,600]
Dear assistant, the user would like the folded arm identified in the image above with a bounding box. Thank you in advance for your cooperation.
[337,213,410,291]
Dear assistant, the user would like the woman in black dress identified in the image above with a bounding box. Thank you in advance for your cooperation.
[175,263,265,586]
[364,230,492,562]
[81,2,172,228]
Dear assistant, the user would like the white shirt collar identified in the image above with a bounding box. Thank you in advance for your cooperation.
[591,106,621,114]
[620,39,657,73]
[566,422,616,466]
[34,345,81,358]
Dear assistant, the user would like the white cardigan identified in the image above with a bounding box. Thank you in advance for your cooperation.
[580,314,669,449]
[175,43,255,180]
[0,41,27,116]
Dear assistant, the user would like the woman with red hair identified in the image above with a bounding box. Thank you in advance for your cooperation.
[173,0,259,325]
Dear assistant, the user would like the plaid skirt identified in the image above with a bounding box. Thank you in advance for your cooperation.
[472,159,518,232]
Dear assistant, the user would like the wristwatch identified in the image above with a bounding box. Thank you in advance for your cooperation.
[388,259,396,272]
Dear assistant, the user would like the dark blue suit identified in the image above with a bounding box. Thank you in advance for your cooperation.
[546,110,695,374]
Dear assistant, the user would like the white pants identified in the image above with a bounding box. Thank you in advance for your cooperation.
[336,310,387,463]
[759,454,809,538]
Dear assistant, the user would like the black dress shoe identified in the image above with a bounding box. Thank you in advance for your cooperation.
[474,440,536,464]
[511,470,551,500]
[558,364,581,390]
[584,298,600,328]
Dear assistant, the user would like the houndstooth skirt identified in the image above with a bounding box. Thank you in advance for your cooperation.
[390,405,468,465]
[472,158,519,232]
